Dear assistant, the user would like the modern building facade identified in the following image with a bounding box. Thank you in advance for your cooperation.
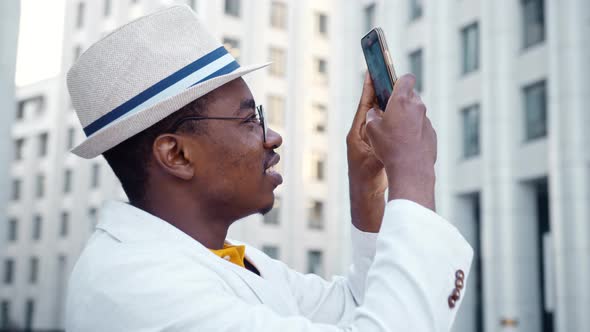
[337,0,589,332]
[1,0,342,330]
[0,0,21,330]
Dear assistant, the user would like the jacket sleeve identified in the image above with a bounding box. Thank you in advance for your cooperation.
[68,199,473,332]
[279,199,474,330]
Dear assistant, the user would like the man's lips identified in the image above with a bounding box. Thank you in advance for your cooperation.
[264,154,280,173]
[264,154,283,186]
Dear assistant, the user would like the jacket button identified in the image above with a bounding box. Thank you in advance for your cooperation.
[448,295,456,308]
[455,269,465,280]
[451,288,461,301]
[455,278,464,289]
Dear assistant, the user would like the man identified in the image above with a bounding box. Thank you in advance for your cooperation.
[66,5,473,332]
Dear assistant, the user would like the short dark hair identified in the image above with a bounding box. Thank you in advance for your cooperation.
[102,95,210,206]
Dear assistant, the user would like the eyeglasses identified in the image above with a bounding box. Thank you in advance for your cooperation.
[167,105,267,142]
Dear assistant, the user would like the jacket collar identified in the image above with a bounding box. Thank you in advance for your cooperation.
[94,200,293,313]
[95,200,210,251]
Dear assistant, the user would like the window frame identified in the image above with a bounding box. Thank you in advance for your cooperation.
[523,80,548,141]
[521,0,545,49]
[409,0,423,22]
[270,1,287,30]
[224,0,241,18]
[461,104,481,158]
[460,22,480,75]
[408,48,424,92]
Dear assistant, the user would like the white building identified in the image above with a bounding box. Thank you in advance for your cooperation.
[336,0,589,332]
[2,0,342,330]
[0,0,21,329]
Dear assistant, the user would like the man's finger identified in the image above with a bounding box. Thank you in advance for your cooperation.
[359,72,376,107]
[350,72,377,134]
[392,74,416,98]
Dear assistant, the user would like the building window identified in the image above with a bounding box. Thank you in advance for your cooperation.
[32,215,42,241]
[307,250,324,276]
[11,179,21,201]
[308,200,324,230]
[316,58,327,76]
[67,128,76,150]
[521,0,545,48]
[60,212,69,237]
[317,13,328,37]
[16,102,25,120]
[91,164,100,189]
[364,4,376,32]
[17,96,45,119]
[523,80,547,140]
[267,95,285,127]
[263,197,280,225]
[461,22,479,75]
[0,301,10,329]
[14,138,25,161]
[313,103,327,133]
[103,0,111,16]
[76,2,85,29]
[312,153,326,181]
[74,45,82,60]
[409,0,423,21]
[409,49,423,92]
[29,257,38,284]
[89,208,98,230]
[3,259,14,284]
[64,169,73,193]
[7,219,17,242]
[270,1,287,30]
[224,0,240,17]
[315,58,328,84]
[38,132,48,157]
[262,245,280,259]
[461,104,480,158]
[222,37,241,63]
[24,299,34,331]
[269,47,286,77]
[35,174,45,198]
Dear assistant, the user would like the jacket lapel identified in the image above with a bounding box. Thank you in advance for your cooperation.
[95,201,296,315]
[218,245,296,316]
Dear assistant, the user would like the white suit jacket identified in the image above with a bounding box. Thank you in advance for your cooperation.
[66,199,473,331]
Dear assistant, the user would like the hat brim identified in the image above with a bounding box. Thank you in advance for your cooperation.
[71,62,271,159]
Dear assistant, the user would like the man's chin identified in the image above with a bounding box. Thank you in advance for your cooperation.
[259,203,274,215]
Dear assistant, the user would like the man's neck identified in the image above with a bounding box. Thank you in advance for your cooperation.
[136,198,232,250]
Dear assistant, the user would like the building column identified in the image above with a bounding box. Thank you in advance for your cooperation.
[481,0,544,331]
[0,0,20,258]
[427,0,455,219]
[547,0,590,331]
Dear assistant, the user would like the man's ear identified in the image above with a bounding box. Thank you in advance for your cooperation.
[152,134,197,180]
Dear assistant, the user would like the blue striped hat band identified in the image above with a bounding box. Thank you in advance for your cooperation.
[83,46,239,137]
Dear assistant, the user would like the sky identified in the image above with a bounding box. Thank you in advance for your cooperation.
[15,0,66,87]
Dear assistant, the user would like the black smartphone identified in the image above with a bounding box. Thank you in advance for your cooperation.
[361,27,398,110]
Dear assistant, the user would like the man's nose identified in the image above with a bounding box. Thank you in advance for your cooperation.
[264,127,283,149]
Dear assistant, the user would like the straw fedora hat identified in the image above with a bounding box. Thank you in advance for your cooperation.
[67,5,270,159]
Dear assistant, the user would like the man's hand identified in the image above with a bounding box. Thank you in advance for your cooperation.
[346,72,387,233]
[365,74,437,211]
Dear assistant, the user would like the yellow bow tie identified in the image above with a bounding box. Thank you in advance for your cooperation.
[209,243,246,268]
